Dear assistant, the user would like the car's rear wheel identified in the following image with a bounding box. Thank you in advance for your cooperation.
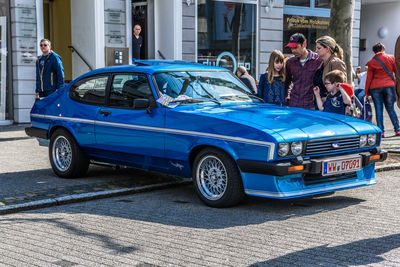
[192,148,244,207]
[49,129,89,178]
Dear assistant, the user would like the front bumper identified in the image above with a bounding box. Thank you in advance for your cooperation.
[237,150,387,176]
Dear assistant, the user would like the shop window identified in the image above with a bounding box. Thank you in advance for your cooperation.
[197,1,257,77]
[283,1,330,54]
[315,0,331,8]
[285,0,310,7]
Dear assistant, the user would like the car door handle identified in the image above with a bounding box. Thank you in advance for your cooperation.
[99,110,111,116]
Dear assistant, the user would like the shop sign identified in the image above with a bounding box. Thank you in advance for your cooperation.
[105,11,125,24]
[284,14,329,30]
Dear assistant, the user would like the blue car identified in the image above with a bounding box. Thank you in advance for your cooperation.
[26,60,387,207]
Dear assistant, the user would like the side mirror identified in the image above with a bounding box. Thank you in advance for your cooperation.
[133,98,150,109]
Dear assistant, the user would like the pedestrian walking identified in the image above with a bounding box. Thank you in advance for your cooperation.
[313,70,352,115]
[35,39,64,99]
[257,50,286,105]
[132,24,143,60]
[236,66,257,94]
[395,35,400,107]
[313,36,347,103]
[285,33,323,109]
[354,64,368,104]
[365,42,400,137]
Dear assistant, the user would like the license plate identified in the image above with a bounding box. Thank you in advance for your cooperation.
[322,157,362,176]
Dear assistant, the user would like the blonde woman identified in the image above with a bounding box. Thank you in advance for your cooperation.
[257,50,286,105]
[313,36,347,100]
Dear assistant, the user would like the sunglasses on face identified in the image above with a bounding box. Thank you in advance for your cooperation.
[40,44,48,47]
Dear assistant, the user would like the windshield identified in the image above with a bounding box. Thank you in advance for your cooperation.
[153,71,262,104]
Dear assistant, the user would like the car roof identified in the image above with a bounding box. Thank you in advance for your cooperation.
[78,60,228,79]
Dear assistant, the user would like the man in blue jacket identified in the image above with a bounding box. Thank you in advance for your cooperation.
[35,39,64,99]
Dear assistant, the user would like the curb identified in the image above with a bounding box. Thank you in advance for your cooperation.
[0,179,191,215]
[375,163,400,173]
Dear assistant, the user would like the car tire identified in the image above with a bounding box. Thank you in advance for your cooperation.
[192,148,244,207]
[49,129,89,178]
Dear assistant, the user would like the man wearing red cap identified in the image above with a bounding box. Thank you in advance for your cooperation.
[285,33,323,109]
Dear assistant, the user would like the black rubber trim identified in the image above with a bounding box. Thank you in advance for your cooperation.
[237,150,388,176]
[25,127,48,139]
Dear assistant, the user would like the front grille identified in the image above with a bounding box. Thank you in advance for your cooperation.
[303,172,357,186]
[306,135,359,156]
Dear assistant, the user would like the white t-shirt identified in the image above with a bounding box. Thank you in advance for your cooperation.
[358,71,367,90]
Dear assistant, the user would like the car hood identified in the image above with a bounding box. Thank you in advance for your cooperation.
[179,103,380,141]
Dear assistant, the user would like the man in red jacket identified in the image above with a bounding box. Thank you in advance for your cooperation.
[365,42,399,137]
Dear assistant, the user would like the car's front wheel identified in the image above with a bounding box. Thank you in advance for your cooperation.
[192,148,244,207]
[49,129,89,178]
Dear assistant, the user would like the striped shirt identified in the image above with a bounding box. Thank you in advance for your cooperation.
[285,50,323,109]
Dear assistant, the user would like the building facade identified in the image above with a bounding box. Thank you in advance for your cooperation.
[0,0,387,124]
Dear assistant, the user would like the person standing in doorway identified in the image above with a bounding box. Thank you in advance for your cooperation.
[132,24,143,60]
[365,42,399,137]
[285,33,323,109]
[35,39,64,99]
[236,66,257,94]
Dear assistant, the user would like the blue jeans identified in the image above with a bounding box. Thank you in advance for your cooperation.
[369,86,400,132]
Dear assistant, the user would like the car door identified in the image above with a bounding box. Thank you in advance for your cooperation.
[68,74,109,147]
[94,73,167,171]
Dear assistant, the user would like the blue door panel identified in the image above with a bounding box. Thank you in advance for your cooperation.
[95,107,167,169]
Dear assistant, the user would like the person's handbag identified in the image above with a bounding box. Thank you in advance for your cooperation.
[361,98,373,122]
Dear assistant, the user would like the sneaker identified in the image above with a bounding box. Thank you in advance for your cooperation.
[395,131,400,136]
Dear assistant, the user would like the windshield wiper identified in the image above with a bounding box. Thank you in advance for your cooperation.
[177,98,205,104]
[220,94,250,100]
[247,94,264,102]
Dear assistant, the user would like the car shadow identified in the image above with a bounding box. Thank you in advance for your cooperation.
[249,233,400,266]
[16,183,366,230]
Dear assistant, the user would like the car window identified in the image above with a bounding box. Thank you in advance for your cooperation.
[109,74,155,108]
[70,75,108,105]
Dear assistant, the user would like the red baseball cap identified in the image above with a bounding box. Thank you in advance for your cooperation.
[285,33,306,48]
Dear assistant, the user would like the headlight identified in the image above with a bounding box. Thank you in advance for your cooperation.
[291,141,303,156]
[368,133,377,146]
[360,135,367,147]
[278,142,289,157]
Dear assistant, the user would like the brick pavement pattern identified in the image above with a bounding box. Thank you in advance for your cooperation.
[0,170,400,266]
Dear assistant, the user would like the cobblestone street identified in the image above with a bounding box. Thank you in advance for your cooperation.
[1,171,400,266]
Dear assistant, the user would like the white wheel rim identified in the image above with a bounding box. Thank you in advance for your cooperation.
[52,136,72,171]
[196,155,227,201]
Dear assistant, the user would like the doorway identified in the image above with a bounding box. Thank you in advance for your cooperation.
[43,0,72,82]
[132,1,147,59]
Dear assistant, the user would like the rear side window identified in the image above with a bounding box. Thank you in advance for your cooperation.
[109,74,156,108]
[70,75,108,105]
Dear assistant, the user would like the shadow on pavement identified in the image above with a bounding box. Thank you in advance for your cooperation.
[0,217,136,255]
[249,233,400,266]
